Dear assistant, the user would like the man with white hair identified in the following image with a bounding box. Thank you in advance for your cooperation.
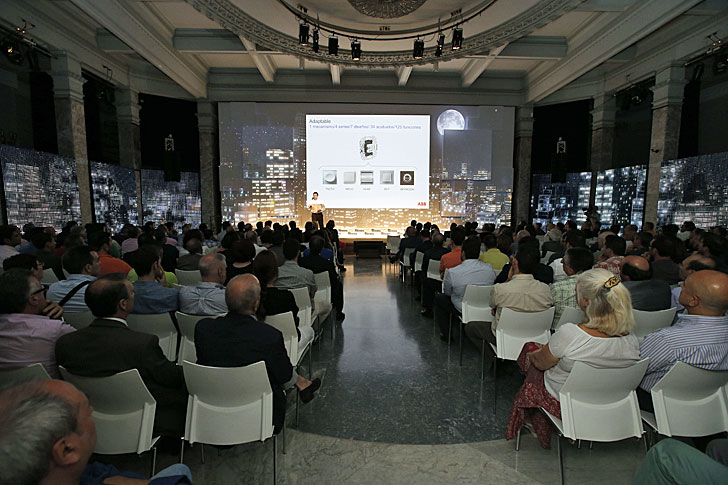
[178,253,228,315]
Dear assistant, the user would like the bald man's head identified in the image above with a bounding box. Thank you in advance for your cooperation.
[620,255,651,281]
[679,270,728,316]
[225,274,261,315]
[679,253,716,281]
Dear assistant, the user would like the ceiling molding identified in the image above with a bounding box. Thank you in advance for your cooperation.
[183,0,583,68]
[526,0,702,103]
[329,64,341,85]
[462,43,508,87]
[68,0,207,98]
[239,36,276,83]
[397,66,412,87]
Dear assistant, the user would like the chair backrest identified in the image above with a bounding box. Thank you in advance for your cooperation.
[414,252,424,272]
[42,268,59,284]
[402,247,415,263]
[541,251,555,265]
[126,313,178,361]
[495,307,556,360]
[559,359,649,442]
[264,311,298,366]
[63,311,96,330]
[633,308,678,340]
[0,363,51,387]
[175,312,218,365]
[289,287,313,327]
[174,269,202,286]
[386,236,400,252]
[426,260,442,282]
[650,362,728,437]
[59,367,157,455]
[554,307,585,331]
[313,272,331,305]
[461,285,494,323]
[182,361,274,445]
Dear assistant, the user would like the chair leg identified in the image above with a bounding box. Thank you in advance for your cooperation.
[282,418,286,455]
[150,446,157,476]
[179,437,185,463]
[295,389,300,428]
[273,435,277,485]
[481,339,486,381]
[200,443,205,464]
[447,314,452,345]
[308,346,313,377]
[516,427,522,452]
[458,320,464,366]
[589,441,593,450]
[492,358,497,414]
[557,434,564,485]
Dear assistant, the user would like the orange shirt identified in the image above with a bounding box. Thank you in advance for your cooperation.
[98,252,132,276]
[439,246,462,276]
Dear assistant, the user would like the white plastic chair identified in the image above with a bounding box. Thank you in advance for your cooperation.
[42,268,59,284]
[456,285,494,367]
[554,307,585,331]
[63,311,95,330]
[312,273,335,337]
[264,311,311,369]
[386,235,400,258]
[633,308,678,340]
[641,362,728,438]
[426,259,443,282]
[175,312,221,365]
[0,363,51,387]
[59,367,160,475]
[528,359,650,485]
[541,251,555,265]
[174,269,202,286]
[400,248,415,282]
[126,313,178,361]
[181,361,278,482]
[290,286,315,329]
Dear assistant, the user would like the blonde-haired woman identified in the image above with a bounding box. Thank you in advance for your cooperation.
[506,268,640,448]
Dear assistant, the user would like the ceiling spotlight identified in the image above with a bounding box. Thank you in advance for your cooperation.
[328,35,338,55]
[452,27,463,50]
[413,38,424,59]
[435,33,445,57]
[299,23,309,45]
[351,39,361,61]
[312,28,319,53]
[2,40,24,65]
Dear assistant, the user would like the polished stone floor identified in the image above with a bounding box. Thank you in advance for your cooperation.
[97,257,648,483]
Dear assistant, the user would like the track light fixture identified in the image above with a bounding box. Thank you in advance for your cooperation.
[413,38,424,59]
[351,39,361,61]
[328,34,338,55]
[435,33,445,57]
[312,28,319,53]
[452,27,463,50]
[298,22,309,45]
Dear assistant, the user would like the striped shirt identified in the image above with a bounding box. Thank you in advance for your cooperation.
[550,275,579,326]
[639,313,728,391]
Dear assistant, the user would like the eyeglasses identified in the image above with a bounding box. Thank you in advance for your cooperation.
[29,286,47,297]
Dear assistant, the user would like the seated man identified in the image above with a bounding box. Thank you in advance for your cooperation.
[3,253,46,285]
[495,236,554,284]
[178,253,228,315]
[195,274,320,434]
[620,255,671,311]
[549,247,593,327]
[89,231,131,276]
[649,235,681,285]
[131,246,178,314]
[439,229,465,277]
[0,224,21,270]
[390,226,420,263]
[638,270,728,411]
[32,230,64,280]
[276,238,316,296]
[479,232,509,272]
[626,230,653,257]
[465,245,553,368]
[0,380,192,485]
[55,273,187,436]
[593,234,626,276]
[549,230,587,281]
[435,236,497,341]
[47,246,101,312]
[177,235,204,270]
[0,268,72,378]
[299,235,345,321]
[420,232,450,317]
[671,253,716,311]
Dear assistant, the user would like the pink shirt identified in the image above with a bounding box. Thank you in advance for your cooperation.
[0,313,75,378]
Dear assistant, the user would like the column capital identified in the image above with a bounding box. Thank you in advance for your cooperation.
[50,51,85,104]
[591,91,616,130]
[515,105,534,138]
[116,87,140,125]
[651,63,686,110]
[196,101,218,134]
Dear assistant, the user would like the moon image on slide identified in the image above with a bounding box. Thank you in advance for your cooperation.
[436,109,465,135]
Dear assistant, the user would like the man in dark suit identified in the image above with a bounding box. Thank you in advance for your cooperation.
[420,232,450,317]
[496,236,554,285]
[620,255,671,311]
[194,274,321,434]
[55,273,187,436]
[299,235,344,321]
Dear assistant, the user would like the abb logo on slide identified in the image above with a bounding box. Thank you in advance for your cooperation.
[418,202,427,207]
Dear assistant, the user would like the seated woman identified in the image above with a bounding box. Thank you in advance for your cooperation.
[506,268,640,448]
[225,239,255,284]
[253,250,314,355]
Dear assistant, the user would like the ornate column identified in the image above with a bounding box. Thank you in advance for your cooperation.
[197,101,221,229]
[512,105,534,225]
[116,87,143,224]
[644,64,685,225]
[589,91,616,207]
[51,51,92,223]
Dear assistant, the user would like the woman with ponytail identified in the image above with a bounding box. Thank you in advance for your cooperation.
[506,268,640,448]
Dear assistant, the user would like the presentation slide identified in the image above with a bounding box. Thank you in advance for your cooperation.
[306,115,430,209]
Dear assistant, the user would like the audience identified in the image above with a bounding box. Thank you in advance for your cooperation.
[178,253,228,315]
[549,230,587,281]
[434,236,497,341]
[225,239,256,284]
[195,274,320,434]
[0,224,21,270]
[626,230,653,257]
[55,273,187,436]
[671,253,716,310]
[177,233,204,270]
[299,235,345,321]
[391,226,420,264]
[620,255,671,311]
[550,247,593,326]
[593,234,626,276]
[3,253,47,285]
[495,236,554,284]
[32,230,64,280]
[649,235,682,285]
[47,247,100,312]
[130,246,178,314]
[269,230,287,267]
[89,231,131,276]
[506,268,639,448]
[420,232,450,317]
[638,270,728,411]
[0,268,72,378]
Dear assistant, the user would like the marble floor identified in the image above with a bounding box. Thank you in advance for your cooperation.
[99,257,648,484]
